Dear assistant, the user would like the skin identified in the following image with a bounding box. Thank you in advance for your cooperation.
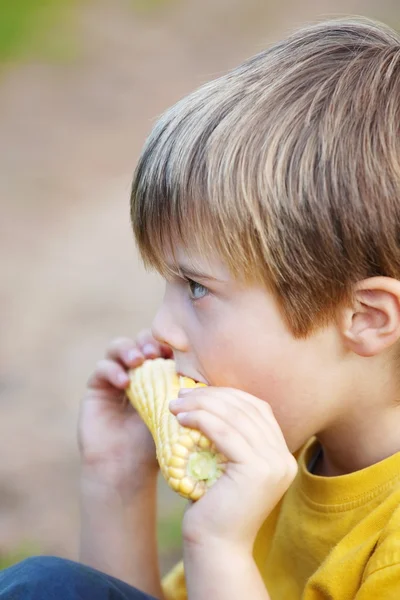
[153,249,400,477]
[79,246,400,599]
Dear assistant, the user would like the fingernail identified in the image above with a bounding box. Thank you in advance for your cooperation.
[118,372,129,385]
[127,349,142,363]
[178,388,192,396]
[169,398,183,407]
[142,343,157,356]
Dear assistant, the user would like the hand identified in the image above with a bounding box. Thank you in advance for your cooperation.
[169,387,298,552]
[78,330,172,493]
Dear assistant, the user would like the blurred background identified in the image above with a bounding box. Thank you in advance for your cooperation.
[1,0,399,577]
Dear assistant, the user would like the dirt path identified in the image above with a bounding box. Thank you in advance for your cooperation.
[0,0,396,575]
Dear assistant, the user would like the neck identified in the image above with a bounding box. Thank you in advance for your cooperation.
[316,382,400,477]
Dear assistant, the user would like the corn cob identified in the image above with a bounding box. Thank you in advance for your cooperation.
[126,358,227,500]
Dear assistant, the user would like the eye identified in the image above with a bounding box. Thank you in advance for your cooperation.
[186,278,209,301]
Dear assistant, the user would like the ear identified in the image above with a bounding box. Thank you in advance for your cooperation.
[339,277,400,357]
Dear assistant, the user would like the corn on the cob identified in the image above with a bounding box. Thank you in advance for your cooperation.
[126,358,227,500]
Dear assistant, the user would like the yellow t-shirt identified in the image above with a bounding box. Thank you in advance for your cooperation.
[161,437,400,600]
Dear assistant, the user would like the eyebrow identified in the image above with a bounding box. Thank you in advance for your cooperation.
[173,264,221,282]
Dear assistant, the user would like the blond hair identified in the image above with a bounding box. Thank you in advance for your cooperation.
[131,18,400,337]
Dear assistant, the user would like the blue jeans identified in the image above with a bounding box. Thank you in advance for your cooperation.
[0,556,159,599]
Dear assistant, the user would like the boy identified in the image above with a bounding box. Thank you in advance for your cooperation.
[2,16,400,600]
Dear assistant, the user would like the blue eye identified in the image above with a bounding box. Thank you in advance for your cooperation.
[187,279,209,301]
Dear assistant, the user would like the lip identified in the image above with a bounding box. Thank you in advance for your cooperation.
[177,371,207,385]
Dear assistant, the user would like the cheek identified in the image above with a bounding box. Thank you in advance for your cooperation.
[220,357,294,403]
[226,357,314,449]
[199,327,286,394]
[201,331,311,409]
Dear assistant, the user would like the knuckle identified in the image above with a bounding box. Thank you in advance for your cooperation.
[260,403,275,422]
[109,336,133,351]
[261,401,274,416]
[195,395,217,414]
[97,358,115,376]
[216,426,230,440]
[112,361,123,374]
[246,403,263,420]
[287,455,299,479]
[276,456,297,483]
[125,348,143,362]
[189,395,203,408]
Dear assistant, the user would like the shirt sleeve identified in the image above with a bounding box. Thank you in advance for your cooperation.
[161,560,187,600]
[355,563,400,600]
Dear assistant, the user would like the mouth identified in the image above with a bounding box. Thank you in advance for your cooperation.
[177,372,206,385]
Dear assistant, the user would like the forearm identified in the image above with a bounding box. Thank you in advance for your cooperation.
[183,540,271,600]
[79,470,165,599]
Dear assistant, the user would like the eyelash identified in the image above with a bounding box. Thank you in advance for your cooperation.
[185,278,209,302]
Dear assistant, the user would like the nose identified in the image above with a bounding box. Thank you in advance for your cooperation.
[151,298,189,354]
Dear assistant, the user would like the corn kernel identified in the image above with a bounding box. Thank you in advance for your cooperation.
[126,358,227,501]
[180,477,195,495]
[169,456,186,468]
[168,466,185,479]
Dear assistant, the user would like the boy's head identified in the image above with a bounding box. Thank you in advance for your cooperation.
[130,18,400,453]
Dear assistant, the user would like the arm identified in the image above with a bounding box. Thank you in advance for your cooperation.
[78,333,173,600]
[183,540,270,600]
[168,387,297,600]
[80,470,166,600]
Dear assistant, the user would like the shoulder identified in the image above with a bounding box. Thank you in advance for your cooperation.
[363,491,400,580]
[357,562,400,599]
[352,496,400,598]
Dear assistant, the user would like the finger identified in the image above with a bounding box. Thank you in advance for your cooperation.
[171,392,272,452]
[136,329,173,359]
[106,337,146,368]
[87,358,129,391]
[176,410,252,464]
[174,388,282,450]
[226,388,288,447]
[196,388,286,444]
[217,388,287,446]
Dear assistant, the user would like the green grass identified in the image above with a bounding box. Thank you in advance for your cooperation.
[0,0,179,64]
[0,511,182,571]
[157,508,184,552]
[0,542,41,570]
[0,0,79,64]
